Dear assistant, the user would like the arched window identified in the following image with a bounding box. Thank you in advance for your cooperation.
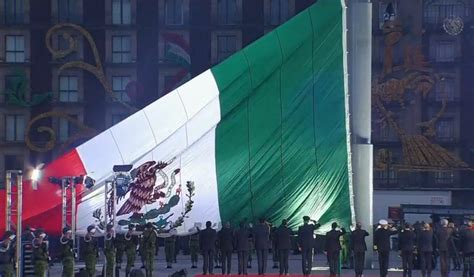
[424,0,468,24]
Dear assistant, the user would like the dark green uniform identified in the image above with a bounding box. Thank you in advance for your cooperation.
[59,236,74,277]
[141,228,157,277]
[104,233,116,277]
[115,234,126,269]
[165,236,175,268]
[124,232,139,276]
[32,239,49,277]
[0,239,15,277]
[82,235,98,277]
[189,233,200,268]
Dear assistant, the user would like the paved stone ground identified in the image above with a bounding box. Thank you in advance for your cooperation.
[46,250,462,276]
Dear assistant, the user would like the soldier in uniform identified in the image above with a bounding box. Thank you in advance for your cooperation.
[460,219,474,277]
[218,221,234,275]
[436,219,453,277]
[189,229,200,269]
[374,219,398,277]
[325,222,346,277]
[298,216,320,276]
[104,224,116,277]
[276,219,292,275]
[418,223,434,277]
[32,229,49,277]
[82,225,98,277]
[0,231,16,277]
[254,218,271,275]
[271,224,279,269]
[165,235,176,268]
[141,223,157,277]
[115,231,126,272]
[200,221,217,275]
[235,221,251,275]
[350,222,369,277]
[59,227,74,277]
[124,225,139,277]
[398,223,416,277]
[248,223,254,269]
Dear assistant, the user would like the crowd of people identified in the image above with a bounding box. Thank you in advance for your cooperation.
[0,216,473,277]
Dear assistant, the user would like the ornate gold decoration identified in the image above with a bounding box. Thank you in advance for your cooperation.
[373,20,471,171]
[25,112,97,153]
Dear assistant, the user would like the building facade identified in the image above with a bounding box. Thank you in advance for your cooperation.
[372,0,474,206]
[0,0,315,185]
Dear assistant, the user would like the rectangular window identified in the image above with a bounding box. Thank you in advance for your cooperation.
[434,171,454,184]
[435,41,455,62]
[112,36,132,63]
[424,2,466,24]
[217,35,236,62]
[58,0,79,23]
[112,0,131,25]
[165,0,183,25]
[59,76,79,102]
[59,115,78,142]
[5,0,24,24]
[436,118,454,141]
[112,76,131,102]
[217,0,237,25]
[5,114,25,141]
[435,77,455,101]
[269,0,289,25]
[111,114,127,126]
[5,35,25,63]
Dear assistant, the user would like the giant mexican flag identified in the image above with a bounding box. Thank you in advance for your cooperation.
[0,0,353,235]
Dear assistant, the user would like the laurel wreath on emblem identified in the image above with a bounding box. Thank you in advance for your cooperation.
[443,17,464,36]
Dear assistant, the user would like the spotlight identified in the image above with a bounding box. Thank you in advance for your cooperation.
[84,176,95,189]
[30,163,44,190]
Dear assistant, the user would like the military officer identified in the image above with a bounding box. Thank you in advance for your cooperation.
[0,231,16,277]
[436,219,453,277]
[115,231,126,271]
[32,229,49,277]
[235,221,251,275]
[374,219,398,277]
[248,223,254,269]
[460,219,474,277]
[398,223,416,277]
[104,224,116,277]
[59,227,74,277]
[165,235,176,268]
[271,223,279,269]
[276,219,292,275]
[325,222,346,277]
[200,221,217,275]
[350,222,369,277]
[218,221,234,275]
[141,223,157,277]
[189,228,200,269]
[254,218,271,275]
[82,225,98,277]
[124,224,139,277]
[298,216,320,276]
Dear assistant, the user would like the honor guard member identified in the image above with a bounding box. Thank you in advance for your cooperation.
[23,225,36,242]
[0,231,16,277]
[189,227,200,269]
[32,229,49,277]
[271,223,279,269]
[398,223,416,277]
[104,224,116,277]
[235,221,251,275]
[248,234,254,269]
[418,223,434,277]
[276,219,292,275]
[141,223,157,277]
[436,219,453,277]
[60,227,75,277]
[214,238,222,269]
[115,232,126,271]
[298,216,320,276]
[350,222,369,277]
[460,219,474,277]
[325,222,346,277]
[218,222,234,275]
[200,221,217,275]
[374,219,397,277]
[165,235,176,268]
[124,225,139,277]
[254,218,271,275]
[82,225,98,277]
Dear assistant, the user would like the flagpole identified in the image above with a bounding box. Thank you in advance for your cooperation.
[347,0,374,268]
